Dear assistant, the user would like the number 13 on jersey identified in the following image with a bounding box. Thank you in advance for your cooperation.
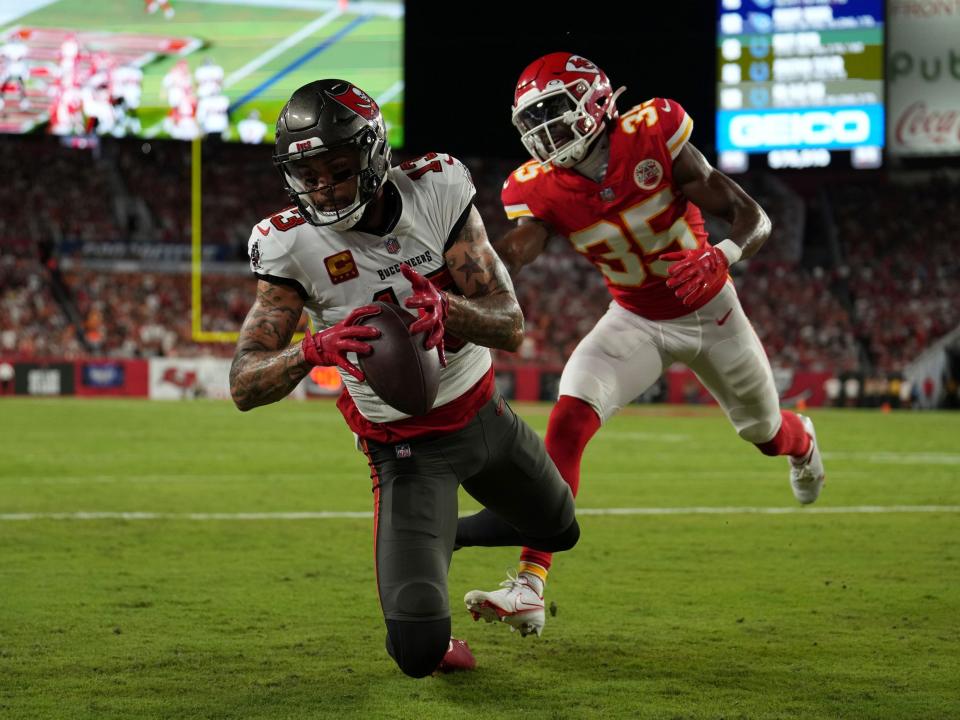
[569,187,697,287]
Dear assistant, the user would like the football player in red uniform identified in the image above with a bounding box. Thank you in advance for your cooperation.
[460,52,825,637]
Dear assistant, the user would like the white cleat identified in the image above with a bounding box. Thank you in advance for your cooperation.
[790,414,825,504]
[464,572,545,637]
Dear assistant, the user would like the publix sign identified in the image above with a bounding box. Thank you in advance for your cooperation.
[888,1,960,155]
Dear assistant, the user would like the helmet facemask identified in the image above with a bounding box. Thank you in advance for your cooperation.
[512,77,605,168]
[273,79,392,231]
[275,126,387,230]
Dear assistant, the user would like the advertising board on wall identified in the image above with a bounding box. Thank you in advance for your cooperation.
[888,0,960,155]
[148,357,232,400]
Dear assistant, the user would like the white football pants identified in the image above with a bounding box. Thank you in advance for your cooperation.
[558,282,782,444]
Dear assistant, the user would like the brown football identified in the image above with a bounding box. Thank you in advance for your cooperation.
[357,301,441,417]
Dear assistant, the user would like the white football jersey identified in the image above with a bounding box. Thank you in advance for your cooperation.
[247,154,491,424]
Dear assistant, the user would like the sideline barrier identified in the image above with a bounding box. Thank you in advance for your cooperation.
[0,358,833,407]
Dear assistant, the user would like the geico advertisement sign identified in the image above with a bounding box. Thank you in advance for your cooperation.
[888,4,960,155]
[717,106,883,152]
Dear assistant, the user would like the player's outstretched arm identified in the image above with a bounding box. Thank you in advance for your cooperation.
[443,206,525,351]
[230,280,308,411]
[673,142,771,260]
[492,217,552,276]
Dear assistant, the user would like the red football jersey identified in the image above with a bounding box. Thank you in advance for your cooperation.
[502,98,716,320]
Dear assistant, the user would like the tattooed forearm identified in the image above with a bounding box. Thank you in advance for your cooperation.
[230,344,308,411]
[444,206,525,351]
[230,280,308,411]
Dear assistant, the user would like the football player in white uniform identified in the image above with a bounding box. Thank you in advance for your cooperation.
[229,80,580,678]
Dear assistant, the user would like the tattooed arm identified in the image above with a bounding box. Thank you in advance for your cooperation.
[443,205,524,352]
[229,279,308,411]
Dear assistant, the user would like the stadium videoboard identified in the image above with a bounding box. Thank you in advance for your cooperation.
[0,0,404,146]
[715,0,884,171]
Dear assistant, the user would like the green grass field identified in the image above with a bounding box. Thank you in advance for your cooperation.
[1,399,958,719]
[3,0,403,144]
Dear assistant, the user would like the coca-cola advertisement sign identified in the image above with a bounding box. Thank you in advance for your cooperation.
[888,2,960,156]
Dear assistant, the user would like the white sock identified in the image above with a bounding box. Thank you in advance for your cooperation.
[519,571,544,596]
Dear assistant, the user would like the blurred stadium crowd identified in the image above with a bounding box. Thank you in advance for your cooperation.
[2,135,958,407]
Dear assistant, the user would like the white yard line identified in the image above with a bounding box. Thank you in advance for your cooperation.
[178,0,403,18]
[223,8,341,88]
[0,0,59,27]
[2,506,959,521]
[822,451,960,465]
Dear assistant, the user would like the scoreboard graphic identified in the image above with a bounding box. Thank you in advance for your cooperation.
[715,0,885,171]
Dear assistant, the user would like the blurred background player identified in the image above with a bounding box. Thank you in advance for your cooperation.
[82,52,116,135]
[237,109,267,144]
[164,89,198,139]
[229,79,579,678]
[111,63,144,136]
[197,91,228,139]
[194,57,224,99]
[0,35,30,115]
[461,52,826,637]
[162,58,192,110]
[57,33,81,78]
[195,58,228,139]
[161,61,197,139]
[145,0,175,19]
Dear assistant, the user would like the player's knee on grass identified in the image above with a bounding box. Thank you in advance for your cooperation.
[393,580,447,618]
[385,617,450,678]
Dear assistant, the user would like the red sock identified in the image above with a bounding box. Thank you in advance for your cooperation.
[520,395,602,571]
[755,410,811,458]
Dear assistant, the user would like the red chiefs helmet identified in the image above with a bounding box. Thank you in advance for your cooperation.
[511,52,622,168]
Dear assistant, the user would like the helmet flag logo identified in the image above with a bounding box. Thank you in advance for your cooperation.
[566,55,598,74]
[328,84,379,121]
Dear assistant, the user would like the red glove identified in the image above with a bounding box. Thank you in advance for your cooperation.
[661,245,730,307]
[400,263,448,367]
[300,305,381,382]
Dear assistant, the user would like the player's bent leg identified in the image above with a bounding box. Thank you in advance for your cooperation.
[361,439,462,676]
[454,498,580,551]
[511,395,602,584]
[544,394,603,500]
[461,404,579,546]
[470,307,665,636]
[756,412,825,504]
[460,397,581,637]
[687,287,825,503]
[557,303,668,425]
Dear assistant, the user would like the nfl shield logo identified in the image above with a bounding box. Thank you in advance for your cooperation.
[384,235,401,254]
[600,187,616,202]
[395,443,412,459]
